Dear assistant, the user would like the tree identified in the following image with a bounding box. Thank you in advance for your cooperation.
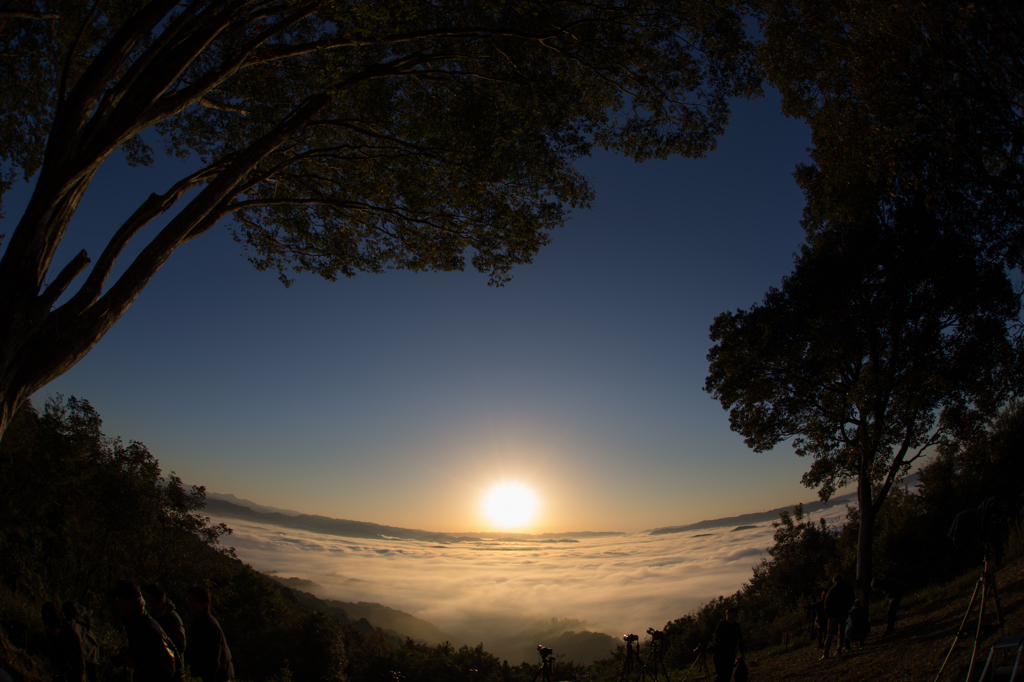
[919,399,1024,539]
[757,0,1024,264]
[704,190,1019,588]
[745,504,840,615]
[0,395,233,596]
[0,0,761,442]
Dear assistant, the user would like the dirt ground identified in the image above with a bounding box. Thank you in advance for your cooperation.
[738,555,1024,681]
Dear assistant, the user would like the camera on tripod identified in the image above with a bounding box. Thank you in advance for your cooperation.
[623,633,638,643]
[646,628,664,641]
[534,645,555,682]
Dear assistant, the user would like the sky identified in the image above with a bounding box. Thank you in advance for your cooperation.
[7,91,824,534]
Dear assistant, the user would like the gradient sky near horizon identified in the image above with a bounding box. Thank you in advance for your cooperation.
[7,91,826,533]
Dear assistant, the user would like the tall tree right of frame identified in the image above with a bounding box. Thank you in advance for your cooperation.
[704,188,1019,589]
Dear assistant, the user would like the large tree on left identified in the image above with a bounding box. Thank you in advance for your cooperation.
[0,0,758,442]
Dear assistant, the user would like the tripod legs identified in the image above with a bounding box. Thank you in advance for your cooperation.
[532,657,553,682]
[620,642,638,682]
[636,646,671,682]
[934,570,1004,681]
[683,649,710,681]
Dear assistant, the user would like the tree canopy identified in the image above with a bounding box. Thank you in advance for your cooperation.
[704,185,1020,583]
[0,0,760,442]
[732,0,1024,585]
[757,0,1024,263]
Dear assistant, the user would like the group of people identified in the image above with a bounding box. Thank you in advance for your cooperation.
[805,574,904,659]
[42,581,234,682]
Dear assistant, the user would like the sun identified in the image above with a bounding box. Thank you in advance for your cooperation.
[483,483,537,529]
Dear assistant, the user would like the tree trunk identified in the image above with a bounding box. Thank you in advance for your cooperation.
[0,392,21,445]
[0,88,334,447]
[856,470,875,609]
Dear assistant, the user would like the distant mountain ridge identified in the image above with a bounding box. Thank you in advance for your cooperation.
[206,473,916,540]
[648,485,868,535]
[205,491,303,516]
[650,474,920,535]
[203,498,481,542]
[203,497,625,542]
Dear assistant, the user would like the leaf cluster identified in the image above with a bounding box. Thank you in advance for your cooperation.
[705,192,1018,502]
[0,394,234,599]
[0,2,762,435]
[1,0,760,285]
[0,396,353,681]
[757,0,1024,265]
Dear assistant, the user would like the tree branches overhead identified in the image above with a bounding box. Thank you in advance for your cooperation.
[0,0,758,440]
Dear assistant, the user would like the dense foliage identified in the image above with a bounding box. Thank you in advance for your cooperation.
[0,395,234,599]
[0,0,760,444]
[704,0,1024,589]
[705,191,1019,585]
[758,0,1024,263]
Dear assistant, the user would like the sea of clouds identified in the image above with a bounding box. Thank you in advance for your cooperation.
[211,499,851,660]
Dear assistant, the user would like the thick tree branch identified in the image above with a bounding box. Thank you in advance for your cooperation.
[20,93,334,399]
[35,250,91,319]
[0,10,59,20]
[57,0,101,114]
[60,164,222,318]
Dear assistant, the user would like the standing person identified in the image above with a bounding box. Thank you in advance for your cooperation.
[61,601,99,682]
[821,574,855,660]
[711,607,744,682]
[802,591,827,649]
[112,580,181,682]
[852,580,868,609]
[143,585,186,659]
[41,602,85,682]
[185,586,234,682]
[845,600,869,647]
[871,577,904,636]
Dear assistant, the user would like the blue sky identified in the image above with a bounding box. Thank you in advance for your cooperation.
[9,91,824,532]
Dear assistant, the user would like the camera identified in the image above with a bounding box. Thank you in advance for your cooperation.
[623,633,639,643]
[647,628,664,641]
[537,645,553,658]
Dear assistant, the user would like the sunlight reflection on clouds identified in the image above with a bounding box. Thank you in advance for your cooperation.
[214,503,848,642]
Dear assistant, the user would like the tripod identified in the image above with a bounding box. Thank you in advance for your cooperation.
[620,638,641,682]
[934,554,1004,681]
[635,634,671,682]
[683,644,710,681]
[533,650,554,682]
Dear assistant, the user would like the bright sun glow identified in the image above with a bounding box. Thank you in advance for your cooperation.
[483,483,537,529]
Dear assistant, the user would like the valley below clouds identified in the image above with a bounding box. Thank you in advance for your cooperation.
[210,499,851,663]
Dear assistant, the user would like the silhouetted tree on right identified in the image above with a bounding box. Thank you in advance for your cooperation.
[705,187,1019,594]
[758,0,1024,262]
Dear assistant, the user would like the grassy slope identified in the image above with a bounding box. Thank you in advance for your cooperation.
[741,555,1024,681]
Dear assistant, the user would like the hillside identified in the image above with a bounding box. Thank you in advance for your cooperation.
[268,576,462,646]
[742,554,1024,681]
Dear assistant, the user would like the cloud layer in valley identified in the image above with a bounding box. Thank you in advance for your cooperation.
[212,499,851,662]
